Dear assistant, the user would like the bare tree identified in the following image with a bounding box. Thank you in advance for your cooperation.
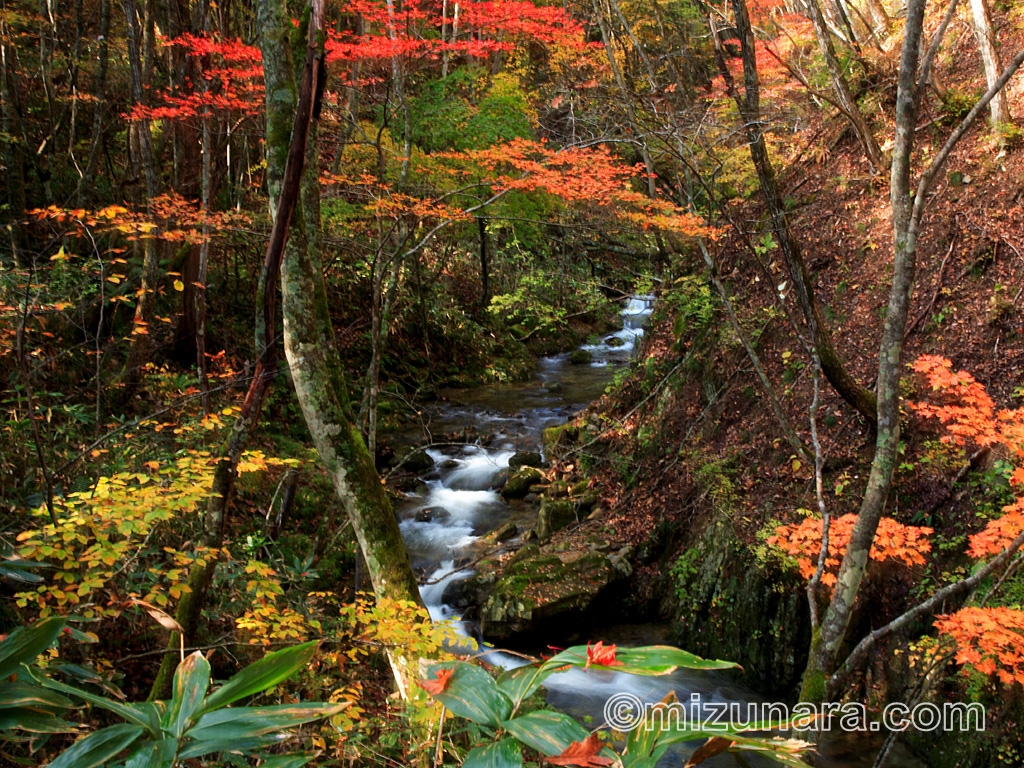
[799,0,1024,700]
[969,0,1013,142]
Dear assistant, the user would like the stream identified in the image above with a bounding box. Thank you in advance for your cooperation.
[390,297,914,768]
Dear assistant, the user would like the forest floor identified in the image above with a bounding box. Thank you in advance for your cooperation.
[534,11,1024,634]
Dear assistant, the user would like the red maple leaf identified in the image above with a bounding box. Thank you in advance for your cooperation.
[585,641,624,669]
[545,734,613,766]
[417,666,455,695]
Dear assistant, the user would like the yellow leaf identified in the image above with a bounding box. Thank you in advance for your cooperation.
[173,279,185,292]
[792,459,802,472]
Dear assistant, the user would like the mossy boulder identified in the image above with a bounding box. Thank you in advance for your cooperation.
[542,422,579,455]
[509,451,543,469]
[569,349,593,365]
[501,467,544,499]
[402,449,435,472]
[537,498,576,540]
[477,549,621,639]
[605,335,626,347]
[668,521,810,697]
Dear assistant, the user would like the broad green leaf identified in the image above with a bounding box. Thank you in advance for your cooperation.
[496,665,554,709]
[201,640,319,713]
[0,709,79,734]
[542,645,739,676]
[427,661,512,727]
[500,710,590,757]
[0,682,74,711]
[177,734,289,759]
[0,618,65,680]
[46,724,144,768]
[122,737,177,768]
[164,651,210,737]
[30,668,160,735]
[463,737,523,768]
[187,702,348,744]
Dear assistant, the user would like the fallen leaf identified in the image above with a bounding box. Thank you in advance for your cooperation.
[545,734,613,766]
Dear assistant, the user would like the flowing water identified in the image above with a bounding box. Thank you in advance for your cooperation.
[391,296,916,767]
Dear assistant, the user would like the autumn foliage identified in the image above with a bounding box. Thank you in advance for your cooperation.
[934,607,1024,687]
[767,514,933,587]
[911,355,1024,558]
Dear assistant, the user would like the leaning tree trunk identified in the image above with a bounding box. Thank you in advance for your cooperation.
[259,0,423,698]
[805,0,886,171]
[800,0,1024,700]
[716,0,878,426]
[969,0,1012,142]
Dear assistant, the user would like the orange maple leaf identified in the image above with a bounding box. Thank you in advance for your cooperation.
[418,666,455,695]
[585,641,624,669]
[545,734,613,766]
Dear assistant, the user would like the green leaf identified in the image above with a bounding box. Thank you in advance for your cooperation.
[542,645,739,676]
[46,724,144,768]
[187,702,348,745]
[177,734,289,759]
[201,641,319,713]
[500,711,590,757]
[0,618,65,680]
[0,709,79,734]
[164,651,210,738]
[462,737,523,768]
[29,668,161,736]
[0,681,74,711]
[427,662,512,727]
[122,738,177,768]
[496,665,554,709]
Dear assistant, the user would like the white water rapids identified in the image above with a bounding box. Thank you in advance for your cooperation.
[389,295,907,767]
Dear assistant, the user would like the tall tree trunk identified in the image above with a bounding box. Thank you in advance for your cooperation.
[122,0,161,387]
[479,216,490,309]
[800,0,1024,701]
[1,6,27,267]
[715,0,878,426]
[805,0,885,170]
[76,0,109,206]
[258,0,423,697]
[969,0,1012,142]
[149,0,322,701]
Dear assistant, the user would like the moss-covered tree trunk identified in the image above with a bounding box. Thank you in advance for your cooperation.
[800,0,1024,700]
[259,0,423,697]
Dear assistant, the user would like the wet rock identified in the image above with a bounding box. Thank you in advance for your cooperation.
[508,451,543,469]
[494,468,509,489]
[392,474,421,492]
[477,549,622,640]
[501,467,543,499]
[537,498,576,541]
[402,449,435,473]
[440,459,460,470]
[573,491,599,515]
[417,386,437,401]
[523,493,539,503]
[605,335,626,347]
[542,423,579,454]
[545,381,563,394]
[569,349,593,365]
[414,506,450,523]
[522,529,538,542]
[486,522,517,543]
[547,480,570,498]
